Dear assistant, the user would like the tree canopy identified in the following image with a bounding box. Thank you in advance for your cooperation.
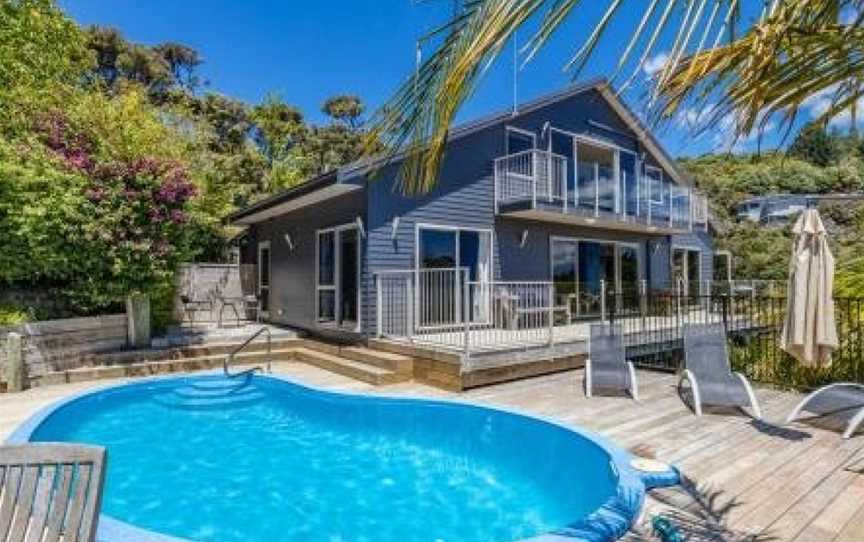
[0,0,373,319]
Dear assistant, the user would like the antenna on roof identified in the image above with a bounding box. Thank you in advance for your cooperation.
[512,30,519,115]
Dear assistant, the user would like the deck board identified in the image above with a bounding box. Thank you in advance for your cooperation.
[0,363,862,541]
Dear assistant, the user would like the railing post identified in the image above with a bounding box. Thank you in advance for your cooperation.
[594,163,600,217]
[408,276,416,344]
[463,269,471,356]
[668,185,673,228]
[639,279,648,321]
[688,188,694,231]
[493,159,499,214]
[376,274,383,338]
[600,279,607,322]
[532,153,538,209]
[547,151,553,202]
[562,160,569,213]
[547,283,555,346]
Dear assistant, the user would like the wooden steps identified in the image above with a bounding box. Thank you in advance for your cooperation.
[29,337,414,388]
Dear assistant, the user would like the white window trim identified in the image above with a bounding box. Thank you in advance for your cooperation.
[505,126,537,155]
[258,241,271,319]
[414,223,494,283]
[315,222,362,333]
[548,236,643,292]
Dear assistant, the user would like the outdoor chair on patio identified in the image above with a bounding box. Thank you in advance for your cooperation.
[585,323,638,399]
[0,443,107,542]
[180,293,213,326]
[786,383,864,439]
[679,323,762,419]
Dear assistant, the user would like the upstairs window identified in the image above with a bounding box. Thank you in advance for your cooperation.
[506,127,535,155]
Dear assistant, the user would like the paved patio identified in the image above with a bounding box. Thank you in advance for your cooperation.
[1,363,862,541]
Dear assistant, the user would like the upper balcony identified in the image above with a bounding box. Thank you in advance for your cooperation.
[493,146,709,235]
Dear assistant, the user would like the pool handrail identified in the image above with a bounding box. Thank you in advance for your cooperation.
[224,326,271,376]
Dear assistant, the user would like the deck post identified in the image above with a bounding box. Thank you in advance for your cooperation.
[600,279,607,322]
[547,283,555,346]
[639,279,648,323]
[463,270,471,356]
[375,274,383,338]
[4,332,24,392]
[408,277,415,344]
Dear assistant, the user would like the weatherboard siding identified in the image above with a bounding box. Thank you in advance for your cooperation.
[254,190,366,334]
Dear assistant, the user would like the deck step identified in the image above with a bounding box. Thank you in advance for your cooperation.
[339,346,413,373]
[292,347,410,385]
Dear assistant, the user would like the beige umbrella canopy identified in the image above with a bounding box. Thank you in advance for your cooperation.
[781,208,839,367]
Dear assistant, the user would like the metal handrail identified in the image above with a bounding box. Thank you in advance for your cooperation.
[223,326,271,377]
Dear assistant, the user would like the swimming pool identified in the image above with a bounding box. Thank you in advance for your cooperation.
[9,374,678,542]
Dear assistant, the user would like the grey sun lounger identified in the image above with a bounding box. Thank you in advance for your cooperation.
[786,383,864,439]
[0,443,107,542]
[585,323,638,399]
[679,323,762,419]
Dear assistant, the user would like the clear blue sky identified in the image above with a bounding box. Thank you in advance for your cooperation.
[59,1,826,158]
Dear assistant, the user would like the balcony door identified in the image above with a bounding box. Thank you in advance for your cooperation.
[672,248,701,296]
[316,224,361,331]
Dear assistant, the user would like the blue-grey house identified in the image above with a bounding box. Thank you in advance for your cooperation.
[229,80,714,375]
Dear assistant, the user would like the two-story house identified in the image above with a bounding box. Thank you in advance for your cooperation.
[228,79,714,387]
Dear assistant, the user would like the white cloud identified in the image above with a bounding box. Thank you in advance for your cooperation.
[642,52,669,76]
[800,83,864,129]
[674,105,774,153]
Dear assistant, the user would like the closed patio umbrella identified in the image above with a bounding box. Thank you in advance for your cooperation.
[780,208,838,367]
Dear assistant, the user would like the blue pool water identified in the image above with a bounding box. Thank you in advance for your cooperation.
[25,375,628,542]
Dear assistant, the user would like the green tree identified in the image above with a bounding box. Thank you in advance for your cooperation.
[322,95,365,130]
[788,123,840,167]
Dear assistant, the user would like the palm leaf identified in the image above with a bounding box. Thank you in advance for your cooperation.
[367,0,864,195]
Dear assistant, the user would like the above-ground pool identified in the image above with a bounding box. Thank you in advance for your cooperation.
[9,374,678,542]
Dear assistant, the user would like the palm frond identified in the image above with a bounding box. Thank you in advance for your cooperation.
[367,0,864,194]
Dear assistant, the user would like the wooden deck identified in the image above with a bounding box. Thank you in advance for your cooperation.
[1,363,862,541]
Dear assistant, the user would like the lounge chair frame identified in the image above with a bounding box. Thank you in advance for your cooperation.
[786,382,864,439]
[679,323,762,420]
[585,323,639,400]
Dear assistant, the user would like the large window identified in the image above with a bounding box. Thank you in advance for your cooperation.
[317,231,336,323]
[417,226,492,327]
[258,241,271,316]
[672,248,702,296]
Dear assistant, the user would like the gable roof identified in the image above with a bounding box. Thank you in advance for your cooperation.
[227,78,690,224]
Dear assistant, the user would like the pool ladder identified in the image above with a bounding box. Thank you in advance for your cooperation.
[223,326,271,377]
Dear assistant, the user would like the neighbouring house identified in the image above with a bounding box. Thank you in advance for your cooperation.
[228,79,716,384]
[734,193,864,225]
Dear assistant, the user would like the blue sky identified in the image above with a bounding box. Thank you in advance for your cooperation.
[59,1,842,158]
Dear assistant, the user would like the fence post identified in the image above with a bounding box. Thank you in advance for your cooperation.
[4,332,24,392]
[547,283,555,346]
[463,269,471,356]
[639,279,648,322]
[408,277,415,344]
[376,274,383,338]
[600,279,607,322]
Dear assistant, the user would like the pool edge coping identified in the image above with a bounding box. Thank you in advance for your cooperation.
[6,371,680,542]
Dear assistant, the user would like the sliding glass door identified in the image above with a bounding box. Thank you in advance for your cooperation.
[672,248,702,296]
[316,225,360,330]
[417,226,492,327]
[551,237,642,319]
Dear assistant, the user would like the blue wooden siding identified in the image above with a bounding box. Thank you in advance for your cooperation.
[241,86,714,337]
[252,190,366,333]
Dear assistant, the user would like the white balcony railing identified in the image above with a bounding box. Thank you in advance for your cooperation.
[494,149,567,207]
[494,150,710,231]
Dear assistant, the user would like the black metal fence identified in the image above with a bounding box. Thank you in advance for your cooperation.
[604,291,864,390]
